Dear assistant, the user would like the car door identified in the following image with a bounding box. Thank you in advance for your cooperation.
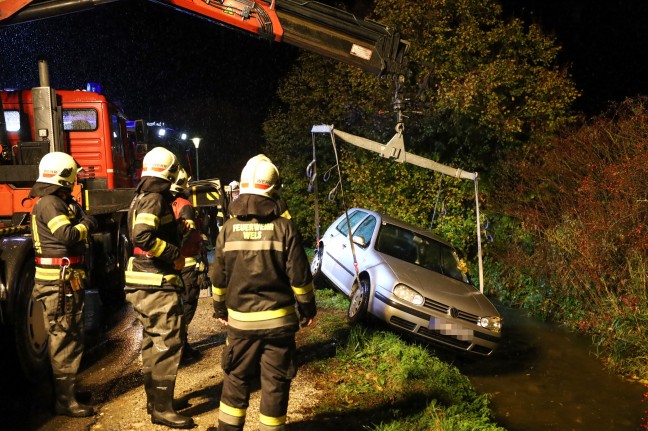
[336,213,378,294]
[321,210,368,295]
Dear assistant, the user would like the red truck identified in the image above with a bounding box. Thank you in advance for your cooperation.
[0,61,150,379]
[0,0,408,379]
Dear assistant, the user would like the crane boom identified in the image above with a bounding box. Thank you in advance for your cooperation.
[0,0,408,76]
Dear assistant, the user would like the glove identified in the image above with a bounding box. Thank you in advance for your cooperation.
[80,215,98,233]
[198,272,212,290]
[212,299,228,322]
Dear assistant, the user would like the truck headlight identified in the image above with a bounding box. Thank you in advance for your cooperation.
[393,284,424,306]
[477,316,502,333]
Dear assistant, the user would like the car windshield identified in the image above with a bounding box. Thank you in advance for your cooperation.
[375,223,468,283]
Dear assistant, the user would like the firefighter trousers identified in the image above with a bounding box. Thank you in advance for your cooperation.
[33,282,86,376]
[218,334,297,431]
[180,266,200,339]
[126,287,185,382]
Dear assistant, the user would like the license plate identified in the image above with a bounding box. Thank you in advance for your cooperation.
[429,317,473,341]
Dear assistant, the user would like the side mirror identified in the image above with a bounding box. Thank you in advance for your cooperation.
[352,235,368,248]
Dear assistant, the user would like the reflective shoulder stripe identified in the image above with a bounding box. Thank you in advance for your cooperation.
[223,240,283,252]
[74,223,88,241]
[135,213,159,228]
[148,238,167,257]
[184,257,198,267]
[32,214,42,254]
[259,413,287,427]
[160,213,175,225]
[48,214,71,233]
[185,219,196,230]
[280,210,291,219]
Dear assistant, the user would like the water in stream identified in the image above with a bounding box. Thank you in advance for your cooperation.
[454,303,645,431]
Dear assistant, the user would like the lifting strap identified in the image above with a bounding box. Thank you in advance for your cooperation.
[310,125,362,289]
[311,124,485,293]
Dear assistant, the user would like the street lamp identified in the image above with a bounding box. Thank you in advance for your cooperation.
[191,137,201,180]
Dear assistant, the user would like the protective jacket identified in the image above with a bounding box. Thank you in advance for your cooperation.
[210,194,316,337]
[30,184,93,284]
[125,177,182,290]
[172,196,203,263]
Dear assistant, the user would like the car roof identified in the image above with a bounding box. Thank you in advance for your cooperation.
[349,208,454,248]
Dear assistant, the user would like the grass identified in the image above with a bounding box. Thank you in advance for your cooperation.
[298,287,506,431]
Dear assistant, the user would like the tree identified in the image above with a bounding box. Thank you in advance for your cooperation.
[263,0,578,249]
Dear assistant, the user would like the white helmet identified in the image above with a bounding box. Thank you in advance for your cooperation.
[170,167,190,194]
[141,147,179,183]
[37,152,79,188]
[229,180,239,191]
[240,154,280,198]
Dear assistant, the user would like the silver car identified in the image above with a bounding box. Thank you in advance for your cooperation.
[311,208,502,356]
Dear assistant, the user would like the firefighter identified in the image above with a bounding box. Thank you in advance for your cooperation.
[30,151,98,417]
[124,147,194,429]
[209,155,317,431]
[228,180,240,202]
[170,167,206,361]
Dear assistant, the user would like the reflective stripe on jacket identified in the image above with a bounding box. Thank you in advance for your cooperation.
[126,190,181,288]
[210,195,316,336]
[31,194,89,283]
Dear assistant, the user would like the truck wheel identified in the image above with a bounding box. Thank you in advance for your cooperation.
[13,260,49,382]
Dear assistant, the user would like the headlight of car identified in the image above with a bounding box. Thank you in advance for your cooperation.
[393,284,424,306]
[477,316,502,333]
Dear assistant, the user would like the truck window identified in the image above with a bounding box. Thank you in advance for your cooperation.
[3,110,20,132]
[63,109,97,131]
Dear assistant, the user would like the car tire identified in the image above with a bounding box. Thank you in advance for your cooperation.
[348,277,370,324]
[13,260,49,382]
[310,243,325,288]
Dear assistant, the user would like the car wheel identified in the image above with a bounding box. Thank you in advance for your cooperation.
[348,277,370,324]
[310,243,325,288]
[13,260,49,382]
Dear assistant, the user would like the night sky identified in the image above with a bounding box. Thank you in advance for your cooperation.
[2,0,647,181]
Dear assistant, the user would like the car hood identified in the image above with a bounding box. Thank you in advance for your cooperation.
[380,254,500,317]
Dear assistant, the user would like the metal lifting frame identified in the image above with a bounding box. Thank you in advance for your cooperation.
[310,124,485,293]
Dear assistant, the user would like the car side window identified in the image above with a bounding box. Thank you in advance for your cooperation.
[353,215,376,246]
[335,210,366,236]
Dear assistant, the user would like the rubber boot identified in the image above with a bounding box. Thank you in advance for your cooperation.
[150,379,194,429]
[143,372,155,414]
[54,375,94,417]
[146,372,188,412]
[181,343,202,363]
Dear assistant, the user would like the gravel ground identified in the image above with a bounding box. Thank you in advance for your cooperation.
[85,296,324,431]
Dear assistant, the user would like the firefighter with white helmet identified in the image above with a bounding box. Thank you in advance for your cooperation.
[228,180,240,203]
[209,154,317,431]
[125,146,194,428]
[170,167,207,361]
[30,151,98,417]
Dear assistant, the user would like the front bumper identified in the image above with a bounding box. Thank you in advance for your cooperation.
[372,290,501,356]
